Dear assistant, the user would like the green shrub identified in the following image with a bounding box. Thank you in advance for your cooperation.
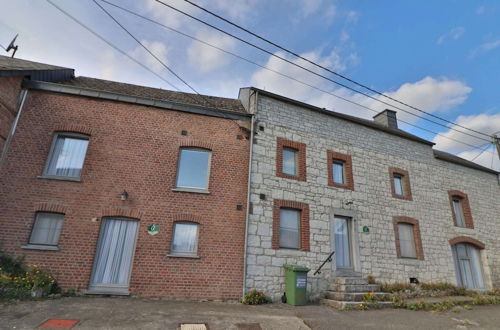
[0,249,25,277]
[1,262,59,300]
[367,274,376,284]
[241,289,271,305]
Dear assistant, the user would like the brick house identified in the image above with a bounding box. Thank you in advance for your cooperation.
[0,56,251,299]
[238,88,500,302]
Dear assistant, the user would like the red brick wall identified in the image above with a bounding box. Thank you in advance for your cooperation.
[0,90,250,299]
[0,76,23,152]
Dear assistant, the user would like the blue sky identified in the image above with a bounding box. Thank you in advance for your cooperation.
[0,0,498,170]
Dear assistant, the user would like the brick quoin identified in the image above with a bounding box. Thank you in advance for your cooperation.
[0,89,250,300]
[392,216,424,260]
[448,190,474,229]
[272,199,310,251]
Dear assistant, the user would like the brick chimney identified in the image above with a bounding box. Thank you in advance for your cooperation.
[373,109,398,129]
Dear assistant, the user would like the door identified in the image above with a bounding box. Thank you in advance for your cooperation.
[334,216,352,269]
[452,243,484,289]
[89,217,139,294]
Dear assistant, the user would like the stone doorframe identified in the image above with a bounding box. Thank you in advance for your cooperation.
[329,208,361,276]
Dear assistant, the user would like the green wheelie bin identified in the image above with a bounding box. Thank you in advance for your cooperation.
[283,264,310,306]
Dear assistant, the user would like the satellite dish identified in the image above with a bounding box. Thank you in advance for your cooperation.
[5,34,18,58]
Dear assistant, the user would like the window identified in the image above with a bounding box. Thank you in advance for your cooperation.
[276,138,306,181]
[389,167,412,200]
[397,223,417,258]
[44,133,89,179]
[393,175,404,196]
[171,222,199,256]
[393,216,424,260]
[176,148,211,190]
[452,198,466,227]
[327,151,354,190]
[28,212,64,246]
[282,148,298,176]
[333,160,345,184]
[448,191,474,229]
[279,208,300,249]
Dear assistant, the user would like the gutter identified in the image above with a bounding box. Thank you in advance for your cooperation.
[242,90,257,298]
[0,89,28,169]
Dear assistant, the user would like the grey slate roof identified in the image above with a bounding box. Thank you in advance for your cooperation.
[55,77,247,114]
[0,55,74,82]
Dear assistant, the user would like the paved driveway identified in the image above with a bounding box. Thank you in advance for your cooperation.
[1,297,499,329]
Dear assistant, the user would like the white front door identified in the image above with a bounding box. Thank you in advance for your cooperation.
[89,218,139,294]
[334,216,352,269]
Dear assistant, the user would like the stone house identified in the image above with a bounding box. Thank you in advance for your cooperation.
[238,88,500,301]
[0,56,251,299]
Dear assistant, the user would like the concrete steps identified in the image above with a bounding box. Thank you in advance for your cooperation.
[321,277,392,310]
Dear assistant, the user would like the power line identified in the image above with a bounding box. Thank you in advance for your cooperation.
[99,0,487,152]
[91,0,200,96]
[45,0,181,92]
[152,0,492,144]
[180,0,494,141]
[469,143,493,162]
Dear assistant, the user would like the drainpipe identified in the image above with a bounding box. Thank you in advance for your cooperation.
[0,89,28,169]
[242,90,257,298]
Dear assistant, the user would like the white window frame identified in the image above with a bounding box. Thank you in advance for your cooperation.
[279,208,301,249]
[452,197,466,227]
[174,147,212,192]
[393,174,404,196]
[41,132,90,181]
[398,223,417,259]
[169,222,200,258]
[333,159,345,185]
[282,147,298,176]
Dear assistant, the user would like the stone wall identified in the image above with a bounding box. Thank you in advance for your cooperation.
[244,92,500,301]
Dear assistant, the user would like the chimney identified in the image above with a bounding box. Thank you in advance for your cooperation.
[373,109,398,129]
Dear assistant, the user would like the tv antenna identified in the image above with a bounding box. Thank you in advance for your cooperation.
[5,34,19,58]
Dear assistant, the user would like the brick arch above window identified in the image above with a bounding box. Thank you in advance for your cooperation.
[33,202,68,214]
[449,236,485,249]
[100,207,143,220]
[172,213,203,224]
[393,216,424,260]
[448,190,474,229]
[178,139,214,151]
[53,124,93,136]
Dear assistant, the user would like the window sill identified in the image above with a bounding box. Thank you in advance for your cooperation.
[37,175,82,182]
[21,244,60,251]
[172,187,210,194]
[167,254,200,259]
[392,194,411,201]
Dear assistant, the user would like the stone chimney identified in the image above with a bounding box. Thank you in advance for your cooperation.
[373,109,398,129]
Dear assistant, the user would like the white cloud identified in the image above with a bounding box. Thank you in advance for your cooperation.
[346,10,359,23]
[340,30,350,43]
[187,29,236,72]
[127,40,170,73]
[433,113,500,171]
[476,6,486,15]
[470,39,500,58]
[140,0,194,29]
[207,0,260,21]
[298,0,323,17]
[437,27,465,45]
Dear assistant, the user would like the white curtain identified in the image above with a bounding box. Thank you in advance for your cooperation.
[47,137,88,177]
[30,213,64,245]
[333,162,344,184]
[394,176,403,195]
[452,199,465,227]
[398,223,417,258]
[454,244,484,289]
[335,217,350,268]
[172,223,198,253]
[282,148,297,175]
[91,218,138,286]
[279,209,300,249]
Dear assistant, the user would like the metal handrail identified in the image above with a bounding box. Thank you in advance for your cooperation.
[313,251,335,275]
